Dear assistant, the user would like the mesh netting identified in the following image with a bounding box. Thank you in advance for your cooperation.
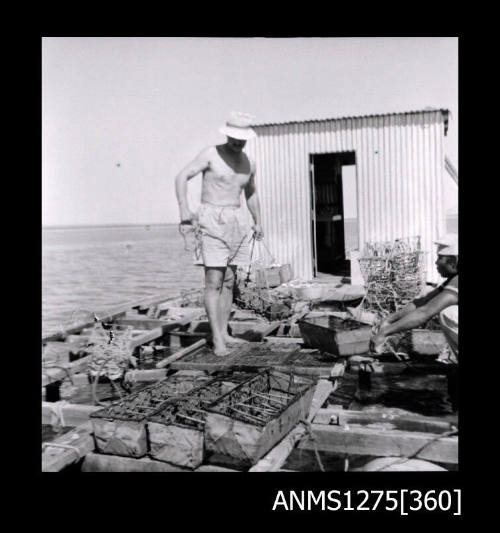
[359,236,426,315]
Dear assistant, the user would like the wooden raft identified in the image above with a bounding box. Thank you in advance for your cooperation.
[168,342,341,377]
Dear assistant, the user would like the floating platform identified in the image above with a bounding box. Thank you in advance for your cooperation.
[41,287,458,472]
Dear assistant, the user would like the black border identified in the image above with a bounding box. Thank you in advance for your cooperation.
[31,32,473,524]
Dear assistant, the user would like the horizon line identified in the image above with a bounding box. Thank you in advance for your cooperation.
[43,213,458,231]
[42,222,178,230]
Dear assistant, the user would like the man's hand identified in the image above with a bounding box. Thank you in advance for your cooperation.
[253,223,264,241]
[180,207,198,225]
[370,332,388,355]
[375,316,391,333]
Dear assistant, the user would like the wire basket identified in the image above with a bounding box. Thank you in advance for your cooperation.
[359,237,426,314]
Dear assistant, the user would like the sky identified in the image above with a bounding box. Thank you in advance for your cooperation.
[42,37,458,227]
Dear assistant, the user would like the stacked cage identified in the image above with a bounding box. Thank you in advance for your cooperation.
[359,237,425,314]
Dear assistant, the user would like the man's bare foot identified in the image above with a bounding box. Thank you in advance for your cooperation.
[223,334,247,345]
[213,338,230,357]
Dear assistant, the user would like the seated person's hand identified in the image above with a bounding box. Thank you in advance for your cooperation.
[370,332,388,355]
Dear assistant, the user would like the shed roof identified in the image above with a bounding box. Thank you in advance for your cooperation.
[252,108,450,135]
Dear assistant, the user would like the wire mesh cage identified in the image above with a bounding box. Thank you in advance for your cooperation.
[359,237,426,314]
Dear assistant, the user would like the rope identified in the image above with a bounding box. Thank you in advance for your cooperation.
[179,222,203,260]
[91,359,109,406]
[46,400,68,429]
[245,234,257,286]
[299,419,325,472]
[42,363,74,385]
[42,442,82,460]
[179,220,255,267]
[257,238,278,265]
[371,428,458,471]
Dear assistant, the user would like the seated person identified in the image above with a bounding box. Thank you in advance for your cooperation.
[370,234,458,357]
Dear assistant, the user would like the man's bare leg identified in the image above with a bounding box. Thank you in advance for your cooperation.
[218,265,246,345]
[204,267,229,356]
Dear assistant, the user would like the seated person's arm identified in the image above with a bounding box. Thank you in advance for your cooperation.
[379,286,442,328]
[380,290,458,337]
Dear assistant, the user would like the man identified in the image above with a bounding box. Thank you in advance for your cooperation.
[370,234,459,356]
[370,234,458,408]
[175,111,263,356]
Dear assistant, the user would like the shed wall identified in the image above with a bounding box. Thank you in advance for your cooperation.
[244,110,447,283]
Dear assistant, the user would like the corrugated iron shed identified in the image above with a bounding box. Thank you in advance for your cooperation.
[244,109,452,283]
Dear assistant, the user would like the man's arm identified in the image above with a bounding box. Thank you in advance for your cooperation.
[175,149,211,223]
[244,165,263,240]
[371,290,458,353]
[379,286,444,327]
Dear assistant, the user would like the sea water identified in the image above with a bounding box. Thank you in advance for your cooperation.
[42,224,204,336]
[42,216,458,336]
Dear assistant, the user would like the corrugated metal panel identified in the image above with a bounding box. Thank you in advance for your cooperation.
[245,109,449,283]
[445,156,458,184]
[252,108,450,130]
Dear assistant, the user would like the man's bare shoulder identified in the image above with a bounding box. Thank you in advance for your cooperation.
[196,145,216,160]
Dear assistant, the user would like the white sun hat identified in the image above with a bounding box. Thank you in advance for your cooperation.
[219,111,257,140]
[435,233,458,256]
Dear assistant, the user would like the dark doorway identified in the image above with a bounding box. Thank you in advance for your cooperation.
[310,151,357,277]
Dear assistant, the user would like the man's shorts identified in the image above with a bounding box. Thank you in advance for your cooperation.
[194,203,252,268]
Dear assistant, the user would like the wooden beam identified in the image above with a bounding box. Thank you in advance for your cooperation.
[124,368,168,383]
[42,308,127,343]
[156,339,207,368]
[249,378,334,472]
[42,290,198,343]
[113,317,171,330]
[298,424,458,464]
[136,291,202,312]
[258,322,281,339]
[42,422,95,472]
[81,453,238,472]
[264,336,303,345]
[42,402,101,427]
[169,360,335,377]
[42,354,94,387]
[312,409,458,434]
[127,308,205,348]
[130,327,164,349]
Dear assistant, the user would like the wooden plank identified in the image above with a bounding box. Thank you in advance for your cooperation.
[114,317,172,330]
[42,354,94,387]
[258,322,281,338]
[42,290,199,343]
[264,336,304,345]
[169,360,334,377]
[347,360,452,375]
[42,422,95,472]
[190,319,279,342]
[42,402,101,427]
[312,409,458,434]
[130,327,164,349]
[298,424,458,464]
[136,290,203,311]
[249,378,334,472]
[124,369,168,383]
[42,309,127,343]
[127,308,205,348]
[269,365,336,378]
[168,343,336,375]
[156,339,207,368]
[42,342,87,365]
[81,452,238,472]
